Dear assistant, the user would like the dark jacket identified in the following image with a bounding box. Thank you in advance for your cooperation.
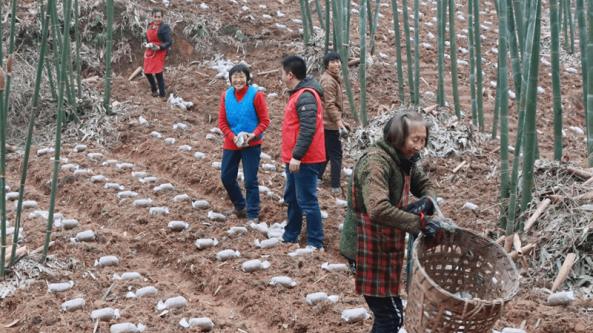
[287,77,324,160]
[143,22,172,53]
[338,137,437,261]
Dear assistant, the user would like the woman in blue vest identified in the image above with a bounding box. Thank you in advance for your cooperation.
[218,65,270,223]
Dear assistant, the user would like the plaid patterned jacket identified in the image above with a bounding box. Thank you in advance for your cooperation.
[353,138,437,297]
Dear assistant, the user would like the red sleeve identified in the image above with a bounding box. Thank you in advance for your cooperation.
[252,91,270,138]
[218,91,235,141]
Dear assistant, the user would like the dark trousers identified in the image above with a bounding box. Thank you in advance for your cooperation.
[363,295,404,333]
[220,145,261,219]
[318,129,342,188]
[146,72,165,97]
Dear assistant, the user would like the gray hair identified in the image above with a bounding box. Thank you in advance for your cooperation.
[383,110,429,150]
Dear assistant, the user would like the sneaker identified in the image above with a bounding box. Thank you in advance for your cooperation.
[331,187,342,194]
[305,245,324,252]
[151,91,159,97]
[223,207,246,218]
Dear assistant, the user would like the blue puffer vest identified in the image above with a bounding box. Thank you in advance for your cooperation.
[225,86,263,140]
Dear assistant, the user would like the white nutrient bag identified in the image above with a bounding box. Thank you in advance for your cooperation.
[250,221,268,235]
[102,159,118,166]
[117,191,138,199]
[71,230,95,242]
[133,198,152,207]
[112,272,142,281]
[165,138,176,145]
[267,228,284,239]
[128,286,158,298]
[116,163,134,169]
[20,200,38,209]
[306,292,328,306]
[73,144,87,152]
[72,169,90,177]
[269,276,296,288]
[61,163,79,171]
[48,281,74,293]
[196,238,218,250]
[168,221,188,231]
[150,131,161,138]
[194,152,206,159]
[91,175,108,183]
[227,226,248,237]
[61,298,86,312]
[94,255,119,267]
[131,171,147,178]
[87,153,104,160]
[156,296,188,311]
[105,183,124,190]
[173,194,189,202]
[341,308,371,323]
[61,219,79,230]
[178,145,192,152]
[153,183,174,192]
[92,308,121,322]
[321,262,350,273]
[5,192,19,200]
[149,207,169,215]
[216,249,240,261]
[208,211,226,221]
[547,291,575,306]
[261,164,276,171]
[192,200,210,209]
[212,162,222,169]
[254,238,280,249]
[110,323,146,333]
[260,152,271,160]
[139,177,157,183]
[173,123,188,131]
[179,317,215,330]
[241,259,271,272]
[289,248,315,257]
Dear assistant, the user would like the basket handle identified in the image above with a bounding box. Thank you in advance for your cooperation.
[426,196,444,219]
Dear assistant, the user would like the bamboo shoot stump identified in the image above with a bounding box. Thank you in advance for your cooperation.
[551,253,576,292]
[510,243,536,260]
[524,198,551,231]
[513,234,522,255]
[128,66,143,81]
[567,166,593,180]
[504,234,514,253]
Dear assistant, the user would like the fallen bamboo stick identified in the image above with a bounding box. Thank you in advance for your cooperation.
[348,58,360,66]
[520,257,530,270]
[574,190,593,201]
[547,194,564,204]
[582,176,593,187]
[82,76,99,83]
[513,234,522,256]
[31,241,55,255]
[504,234,514,253]
[567,166,593,180]
[495,235,505,245]
[128,66,143,81]
[551,253,576,293]
[256,68,279,75]
[423,104,439,113]
[510,243,536,260]
[452,161,467,173]
[524,198,551,231]
[4,246,28,263]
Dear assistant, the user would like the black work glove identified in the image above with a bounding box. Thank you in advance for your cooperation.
[402,197,434,216]
[422,218,442,239]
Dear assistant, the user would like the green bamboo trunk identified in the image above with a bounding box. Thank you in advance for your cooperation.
[369,0,381,55]
[413,0,420,105]
[492,60,502,137]
[41,0,73,264]
[46,58,58,101]
[391,0,406,103]
[103,0,114,114]
[506,0,542,233]
[299,0,310,44]
[551,0,563,160]
[513,0,526,59]
[507,0,523,103]
[0,75,5,277]
[468,0,478,126]
[563,0,569,49]
[577,0,588,136]
[402,0,415,103]
[360,0,368,125]
[520,0,543,223]
[567,0,575,53]
[74,0,82,100]
[324,0,330,54]
[304,0,315,37]
[586,0,593,166]
[448,0,460,118]
[436,0,445,105]
[314,0,326,30]
[498,0,511,230]
[3,0,19,113]
[473,0,485,131]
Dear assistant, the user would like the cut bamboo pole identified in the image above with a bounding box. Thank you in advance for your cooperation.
[496,235,505,244]
[31,241,54,255]
[452,161,467,173]
[510,243,536,260]
[551,253,576,292]
[504,234,514,253]
[548,194,565,203]
[4,246,28,263]
[524,198,551,231]
[128,66,143,81]
[513,233,522,255]
[582,176,593,187]
[574,190,593,200]
[567,166,593,179]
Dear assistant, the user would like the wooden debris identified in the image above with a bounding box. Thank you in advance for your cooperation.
[452,161,467,173]
[547,194,564,204]
[567,166,593,180]
[510,243,536,260]
[423,104,439,114]
[575,190,593,201]
[348,58,360,66]
[504,234,514,253]
[128,66,143,81]
[102,282,115,301]
[495,235,505,245]
[582,176,593,187]
[551,253,576,292]
[513,234,522,256]
[4,319,20,328]
[82,76,99,83]
[214,285,222,296]
[5,144,16,153]
[4,246,28,264]
[524,198,551,231]
[256,68,279,76]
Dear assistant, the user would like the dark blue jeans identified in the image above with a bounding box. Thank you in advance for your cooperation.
[363,295,404,333]
[221,145,261,219]
[146,72,165,97]
[318,129,342,188]
[282,163,323,248]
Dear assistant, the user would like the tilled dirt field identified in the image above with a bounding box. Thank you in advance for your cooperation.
[1,0,592,332]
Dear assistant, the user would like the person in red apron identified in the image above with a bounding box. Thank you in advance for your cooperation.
[338,111,441,332]
[143,9,172,100]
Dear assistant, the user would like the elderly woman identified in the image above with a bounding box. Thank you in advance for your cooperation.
[339,110,441,332]
[143,8,172,100]
[218,64,270,224]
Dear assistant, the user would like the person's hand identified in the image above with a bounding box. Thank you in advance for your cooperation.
[421,216,443,245]
[402,197,434,215]
[289,158,301,173]
[339,127,349,139]
[150,44,160,51]
[145,43,153,49]
[343,120,352,132]
[245,133,256,142]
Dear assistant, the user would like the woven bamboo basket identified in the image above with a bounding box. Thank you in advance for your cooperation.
[406,228,519,332]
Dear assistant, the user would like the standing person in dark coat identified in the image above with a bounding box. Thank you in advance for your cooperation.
[279,55,326,251]
[143,9,172,100]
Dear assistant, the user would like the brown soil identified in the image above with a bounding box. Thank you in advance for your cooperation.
[1,0,592,332]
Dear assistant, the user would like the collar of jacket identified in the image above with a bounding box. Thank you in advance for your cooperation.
[375,138,420,174]
[325,70,341,83]
[288,77,324,96]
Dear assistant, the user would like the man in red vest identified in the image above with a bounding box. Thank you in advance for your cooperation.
[280,55,326,251]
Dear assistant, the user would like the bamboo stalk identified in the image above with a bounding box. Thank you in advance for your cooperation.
[0,70,5,277]
[413,0,420,105]
[507,0,523,103]
[563,0,570,49]
[551,253,576,292]
[401,0,415,103]
[552,0,564,160]
[4,246,28,264]
[587,0,593,166]
[498,0,511,230]
[369,0,381,55]
[510,243,536,260]
[314,0,326,30]
[492,56,501,137]
[568,0,575,53]
[436,0,445,106]
[332,0,358,121]
[473,0,485,132]
[103,0,114,114]
[360,0,368,126]
[524,198,551,231]
[304,0,315,38]
[74,0,82,100]
[448,0,460,118]
[514,0,526,58]
[468,0,478,126]
[324,0,330,54]
[3,0,19,114]
[298,0,310,44]
[41,0,73,264]
[577,0,588,126]
[391,0,406,103]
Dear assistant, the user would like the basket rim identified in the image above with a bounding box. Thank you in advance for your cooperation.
[411,227,520,305]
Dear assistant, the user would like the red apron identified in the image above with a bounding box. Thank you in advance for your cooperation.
[144,23,167,74]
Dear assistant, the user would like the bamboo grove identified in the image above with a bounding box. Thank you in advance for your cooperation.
[293,0,593,233]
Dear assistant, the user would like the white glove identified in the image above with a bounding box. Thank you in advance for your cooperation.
[145,42,154,49]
